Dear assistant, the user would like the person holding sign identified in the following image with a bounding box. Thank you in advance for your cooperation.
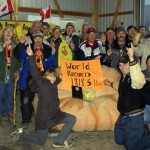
[12,44,76,148]
[76,27,106,64]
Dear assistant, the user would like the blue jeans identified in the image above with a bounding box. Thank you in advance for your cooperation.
[19,113,76,145]
[0,82,14,116]
[114,114,150,150]
[144,105,150,124]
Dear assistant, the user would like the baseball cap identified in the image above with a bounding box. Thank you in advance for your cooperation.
[87,27,96,34]
[116,26,126,34]
[33,31,43,38]
[66,22,75,28]
[119,55,129,64]
[52,25,61,32]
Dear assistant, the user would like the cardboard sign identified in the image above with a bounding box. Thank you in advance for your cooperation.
[0,20,32,41]
[61,59,104,90]
[0,20,55,41]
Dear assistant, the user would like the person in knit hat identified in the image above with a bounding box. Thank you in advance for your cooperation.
[62,22,80,60]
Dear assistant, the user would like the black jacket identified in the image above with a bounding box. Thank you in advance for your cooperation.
[28,55,66,130]
[117,74,145,115]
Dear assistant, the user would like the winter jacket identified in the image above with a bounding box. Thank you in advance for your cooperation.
[76,39,106,60]
[28,55,66,130]
[50,37,72,68]
[117,61,146,115]
[13,42,54,90]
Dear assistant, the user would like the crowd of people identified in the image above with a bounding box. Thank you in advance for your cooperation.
[0,20,150,149]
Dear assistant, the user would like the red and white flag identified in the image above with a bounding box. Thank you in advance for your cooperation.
[40,6,51,22]
[0,0,14,18]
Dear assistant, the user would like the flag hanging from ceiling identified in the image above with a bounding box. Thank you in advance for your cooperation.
[40,6,51,22]
[0,0,14,18]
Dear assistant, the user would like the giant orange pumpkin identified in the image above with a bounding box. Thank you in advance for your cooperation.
[33,65,121,131]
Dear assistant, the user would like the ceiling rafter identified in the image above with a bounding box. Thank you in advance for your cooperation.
[53,0,64,18]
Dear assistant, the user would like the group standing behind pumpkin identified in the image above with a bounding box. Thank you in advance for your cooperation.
[0,20,150,149]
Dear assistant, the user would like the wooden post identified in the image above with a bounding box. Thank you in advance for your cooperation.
[111,0,121,27]
[92,0,98,30]
[11,0,19,21]
[135,0,140,28]
[11,0,15,20]
[15,0,19,21]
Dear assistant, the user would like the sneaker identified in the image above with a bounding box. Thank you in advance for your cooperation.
[52,141,72,148]
[50,133,59,137]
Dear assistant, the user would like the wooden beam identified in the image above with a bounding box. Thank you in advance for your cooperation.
[11,0,19,21]
[92,0,98,29]
[111,0,121,27]
[99,11,133,17]
[15,0,19,21]
[18,7,133,18]
[18,7,93,17]
[53,0,64,18]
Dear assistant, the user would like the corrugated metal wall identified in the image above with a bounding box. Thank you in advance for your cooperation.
[98,0,134,32]
[0,0,135,32]
[18,0,92,13]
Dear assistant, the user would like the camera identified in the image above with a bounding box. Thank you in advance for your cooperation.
[127,43,131,48]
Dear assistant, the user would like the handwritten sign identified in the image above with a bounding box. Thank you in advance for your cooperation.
[61,59,104,90]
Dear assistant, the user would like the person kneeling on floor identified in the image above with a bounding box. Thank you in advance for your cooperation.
[11,44,76,148]
[114,43,150,150]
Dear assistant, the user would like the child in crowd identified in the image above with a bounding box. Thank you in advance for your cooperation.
[11,44,76,148]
